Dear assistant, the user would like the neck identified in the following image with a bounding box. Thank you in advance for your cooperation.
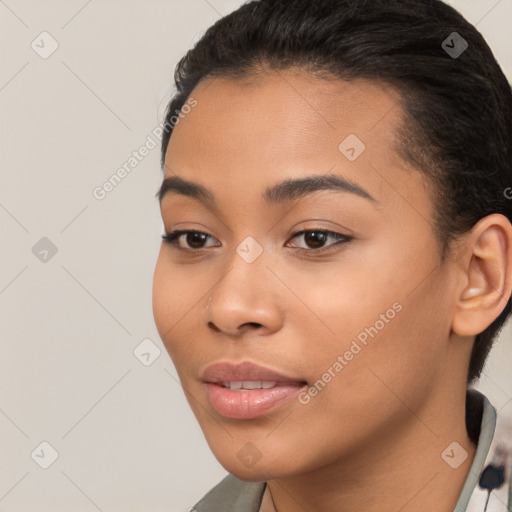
[261,387,478,512]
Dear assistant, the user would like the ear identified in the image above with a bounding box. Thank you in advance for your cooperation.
[452,214,512,337]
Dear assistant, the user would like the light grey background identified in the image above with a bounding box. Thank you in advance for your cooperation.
[0,1,510,510]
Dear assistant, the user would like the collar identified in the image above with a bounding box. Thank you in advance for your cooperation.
[463,389,512,512]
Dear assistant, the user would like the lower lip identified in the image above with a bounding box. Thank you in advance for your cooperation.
[205,383,305,419]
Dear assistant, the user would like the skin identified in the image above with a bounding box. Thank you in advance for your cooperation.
[152,68,512,512]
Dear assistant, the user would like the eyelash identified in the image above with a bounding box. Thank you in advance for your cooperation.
[161,229,352,254]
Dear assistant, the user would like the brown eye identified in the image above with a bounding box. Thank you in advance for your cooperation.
[185,232,208,249]
[303,231,328,249]
[287,229,352,253]
[161,230,218,251]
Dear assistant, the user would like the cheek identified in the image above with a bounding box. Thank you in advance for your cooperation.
[288,303,441,458]
[282,256,401,352]
[152,254,190,356]
[310,292,447,426]
[152,253,213,361]
[152,253,172,337]
[285,246,448,397]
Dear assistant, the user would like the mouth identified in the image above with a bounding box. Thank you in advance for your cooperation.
[201,361,307,419]
[218,380,302,390]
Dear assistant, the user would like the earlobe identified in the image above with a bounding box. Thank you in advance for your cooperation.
[452,214,512,337]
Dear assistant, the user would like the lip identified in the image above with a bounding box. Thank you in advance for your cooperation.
[201,361,305,384]
[201,361,307,420]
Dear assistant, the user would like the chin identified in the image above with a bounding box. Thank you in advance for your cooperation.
[228,467,270,482]
[216,451,301,482]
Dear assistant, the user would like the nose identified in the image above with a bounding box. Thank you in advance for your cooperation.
[206,247,284,337]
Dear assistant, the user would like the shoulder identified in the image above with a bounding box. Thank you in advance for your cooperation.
[192,474,266,512]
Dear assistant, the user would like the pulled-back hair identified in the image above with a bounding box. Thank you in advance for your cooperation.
[160,0,512,385]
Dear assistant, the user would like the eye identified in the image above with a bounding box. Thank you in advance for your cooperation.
[161,230,219,251]
[286,229,352,253]
[161,228,352,254]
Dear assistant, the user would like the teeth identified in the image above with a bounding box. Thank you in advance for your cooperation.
[242,381,263,390]
[221,381,277,390]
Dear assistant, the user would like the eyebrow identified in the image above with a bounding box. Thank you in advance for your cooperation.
[156,174,376,207]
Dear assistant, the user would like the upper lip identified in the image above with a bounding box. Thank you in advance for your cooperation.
[201,361,306,384]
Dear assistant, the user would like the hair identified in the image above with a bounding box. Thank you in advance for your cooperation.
[160,0,512,386]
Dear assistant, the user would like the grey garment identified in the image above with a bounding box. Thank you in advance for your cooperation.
[193,390,498,512]
[455,390,496,511]
[193,473,266,512]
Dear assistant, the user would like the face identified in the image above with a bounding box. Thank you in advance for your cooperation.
[152,69,461,481]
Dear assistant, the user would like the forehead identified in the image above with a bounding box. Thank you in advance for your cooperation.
[169,70,404,157]
[166,70,408,174]
[162,69,431,221]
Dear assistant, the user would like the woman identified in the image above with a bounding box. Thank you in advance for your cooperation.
[152,0,512,510]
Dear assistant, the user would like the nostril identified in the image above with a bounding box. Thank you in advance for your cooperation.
[207,321,221,332]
